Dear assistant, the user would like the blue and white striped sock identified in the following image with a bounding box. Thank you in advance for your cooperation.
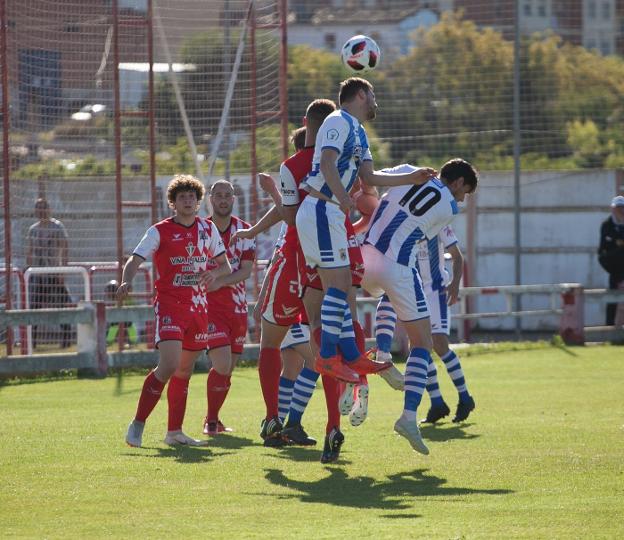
[320,287,347,359]
[277,376,295,424]
[286,367,320,425]
[375,295,396,354]
[425,355,445,406]
[441,350,470,401]
[402,347,430,421]
[338,305,361,362]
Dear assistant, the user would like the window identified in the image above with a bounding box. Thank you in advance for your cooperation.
[588,0,596,19]
[537,0,547,17]
[523,1,532,16]
[324,33,336,51]
[601,1,611,19]
[600,40,611,54]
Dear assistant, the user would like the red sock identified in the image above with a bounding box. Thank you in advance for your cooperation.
[135,370,166,423]
[258,347,282,419]
[167,375,190,432]
[322,374,341,433]
[206,369,231,422]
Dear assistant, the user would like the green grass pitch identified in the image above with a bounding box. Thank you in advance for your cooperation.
[1,343,623,538]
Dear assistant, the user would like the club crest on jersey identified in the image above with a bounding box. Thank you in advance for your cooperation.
[339,248,347,261]
[327,128,339,141]
[186,243,195,256]
[207,322,216,332]
[162,315,172,325]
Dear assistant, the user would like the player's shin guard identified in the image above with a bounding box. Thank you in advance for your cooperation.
[286,367,320,425]
[402,348,429,421]
[278,376,296,424]
[338,306,360,361]
[322,374,341,434]
[135,370,166,423]
[258,347,282,419]
[167,375,190,432]
[206,369,231,422]
[375,295,396,354]
[425,356,445,406]
[320,287,348,359]
[441,350,471,401]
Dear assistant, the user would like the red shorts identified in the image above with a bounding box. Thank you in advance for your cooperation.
[154,300,209,351]
[261,248,305,326]
[206,310,248,354]
[302,218,364,290]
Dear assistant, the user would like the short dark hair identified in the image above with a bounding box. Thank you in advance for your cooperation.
[290,126,307,151]
[35,198,49,209]
[305,98,336,131]
[440,159,479,194]
[338,77,373,105]
[166,174,205,204]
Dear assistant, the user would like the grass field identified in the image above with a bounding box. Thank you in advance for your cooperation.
[1,342,623,538]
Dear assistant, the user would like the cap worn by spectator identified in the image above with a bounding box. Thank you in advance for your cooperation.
[611,195,624,208]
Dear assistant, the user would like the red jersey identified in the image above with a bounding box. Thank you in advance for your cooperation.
[205,215,256,314]
[279,146,314,254]
[133,216,225,312]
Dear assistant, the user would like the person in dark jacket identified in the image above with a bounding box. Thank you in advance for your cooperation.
[598,196,624,325]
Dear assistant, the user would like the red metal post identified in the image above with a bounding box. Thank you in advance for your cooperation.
[112,0,124,291]
[249,5,260,303]
[279,0,288,160]
[1,0,13,354]
[559,285,585,345]
[147,0,156,226]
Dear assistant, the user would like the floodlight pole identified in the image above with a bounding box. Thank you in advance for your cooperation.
[513,1,522,338]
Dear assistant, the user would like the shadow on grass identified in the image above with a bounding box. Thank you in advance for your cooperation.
[419,423,480,442]
[207,434,255,451]
[122,445,225,463]
[265,445,353,465]
[262,467,512,512]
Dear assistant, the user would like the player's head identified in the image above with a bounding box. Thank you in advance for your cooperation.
[338,77,377,120]
[304,98,336,136]
[439,159,479,202]
[611,195,624,221]
[290,126,306,151]
[34,198,50,220]
[167,174,205,205]
[210,179,235,218]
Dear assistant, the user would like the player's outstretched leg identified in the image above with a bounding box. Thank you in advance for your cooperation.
[125,370,165,447]
[422,357,450,424]
[394,347,430,455]
[439,349,475,422]
[282,367,319,446]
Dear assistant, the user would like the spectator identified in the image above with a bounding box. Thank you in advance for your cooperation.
[598,195,624,325]
[26,198,71,348]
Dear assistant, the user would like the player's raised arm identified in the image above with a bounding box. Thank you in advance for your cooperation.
[359,161,437,187]
[117,254,145,300]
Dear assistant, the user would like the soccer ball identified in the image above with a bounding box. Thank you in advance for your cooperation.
[341,35,380,74]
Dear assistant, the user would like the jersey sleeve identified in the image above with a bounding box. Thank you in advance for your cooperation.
[440,225,458,249]
[133,225,160,260]
[381,163,418,175]
[280,163,300,207]
[319,115,349,154]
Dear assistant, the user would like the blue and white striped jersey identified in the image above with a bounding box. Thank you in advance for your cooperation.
[303,109,373,202]
[416,225,458,290]
[364,164,459,268]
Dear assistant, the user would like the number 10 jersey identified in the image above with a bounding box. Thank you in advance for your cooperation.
[363,163,459,268]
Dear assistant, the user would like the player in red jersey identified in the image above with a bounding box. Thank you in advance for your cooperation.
[201,179,256,436]
[235,99,341,451]
[122,175,231,448]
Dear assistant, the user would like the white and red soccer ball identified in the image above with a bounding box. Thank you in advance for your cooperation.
[341,35,381,74]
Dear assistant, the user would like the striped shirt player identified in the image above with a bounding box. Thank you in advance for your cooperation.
[415,225,458,335]
[205,215,256,355]
[362,165,459,323]
[133,216,226,349]
[296,109,372,269]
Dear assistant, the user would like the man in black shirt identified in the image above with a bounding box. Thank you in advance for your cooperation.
[598,196,624,325]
